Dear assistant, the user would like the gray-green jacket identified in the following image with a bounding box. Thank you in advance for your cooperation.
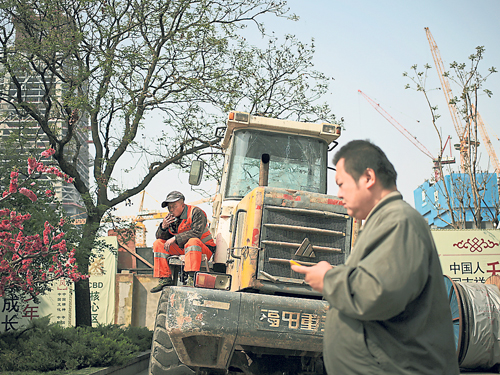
[322,191,459,374]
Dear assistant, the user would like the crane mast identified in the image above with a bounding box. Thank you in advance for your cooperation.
[424,28,466,138]
[424,27,474,172]
[425,27,500,176]
[473,105,500,174]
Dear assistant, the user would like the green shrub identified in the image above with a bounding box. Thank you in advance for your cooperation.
[0,317,153,372]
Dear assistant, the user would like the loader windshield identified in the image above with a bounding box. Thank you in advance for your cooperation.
[225,129,327,198]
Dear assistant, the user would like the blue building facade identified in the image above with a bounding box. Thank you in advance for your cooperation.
[414,173,499,228]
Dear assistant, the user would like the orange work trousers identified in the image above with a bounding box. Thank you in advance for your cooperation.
[153,238,213,278]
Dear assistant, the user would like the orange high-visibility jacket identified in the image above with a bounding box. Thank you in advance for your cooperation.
[164,205,216,249]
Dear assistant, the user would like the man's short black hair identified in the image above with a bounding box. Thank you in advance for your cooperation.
[333,140,397,189]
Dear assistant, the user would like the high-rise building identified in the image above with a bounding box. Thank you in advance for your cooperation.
[0,69,89,220]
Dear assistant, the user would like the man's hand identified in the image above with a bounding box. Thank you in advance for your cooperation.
[163,237,176,251]
[161,214,177,229]
[291,261,333,293]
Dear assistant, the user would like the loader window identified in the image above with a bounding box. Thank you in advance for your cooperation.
[225,129,327,198]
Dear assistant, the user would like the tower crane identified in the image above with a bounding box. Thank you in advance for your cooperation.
[473,105,500,174]
[425,27,499,175]
[358,90,455,181]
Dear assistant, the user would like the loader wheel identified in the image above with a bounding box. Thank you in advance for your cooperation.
[149,288,195,375]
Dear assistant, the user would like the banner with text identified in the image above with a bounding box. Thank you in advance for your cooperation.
[432,229,500,284]
[89,236,118,326]
[1,236,117,333]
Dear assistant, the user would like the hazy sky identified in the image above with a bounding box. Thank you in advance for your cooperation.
[116,0,500,245]
[286,0,500,197]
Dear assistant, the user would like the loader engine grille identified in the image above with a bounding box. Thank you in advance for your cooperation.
[259,205,351,282]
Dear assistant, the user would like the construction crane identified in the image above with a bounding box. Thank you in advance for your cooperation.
[473,105,500,174]
[358,90,455,181]
[425,27,499,174]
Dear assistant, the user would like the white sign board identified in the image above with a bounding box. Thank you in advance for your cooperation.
[0,236,117,332]
[432,229,500,283]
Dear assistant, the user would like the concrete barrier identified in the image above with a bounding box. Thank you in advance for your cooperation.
[115,273,161,330]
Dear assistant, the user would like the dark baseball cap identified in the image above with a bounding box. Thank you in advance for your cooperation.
[161,191,185,207]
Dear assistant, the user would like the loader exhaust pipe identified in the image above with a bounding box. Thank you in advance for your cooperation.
[259,153,270,187]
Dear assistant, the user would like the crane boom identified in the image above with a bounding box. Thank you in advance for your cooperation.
[358,90,435,160]
[359,90,455,181]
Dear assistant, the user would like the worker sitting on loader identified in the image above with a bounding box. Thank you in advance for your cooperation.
[150,191,216,293]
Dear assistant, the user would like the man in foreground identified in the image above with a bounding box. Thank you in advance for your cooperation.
[292,140,459,374]
[150,191,216,293]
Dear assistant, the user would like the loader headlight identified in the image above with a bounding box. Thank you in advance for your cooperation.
[228,111,250,123]
[322,124,335,133]
[321,123,341,137]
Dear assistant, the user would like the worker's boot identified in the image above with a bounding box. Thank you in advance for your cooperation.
[185,272,196,287]
[150,276,174,293]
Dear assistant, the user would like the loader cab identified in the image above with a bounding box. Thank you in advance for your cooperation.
[218,111,341,201]
[197,111,342,266]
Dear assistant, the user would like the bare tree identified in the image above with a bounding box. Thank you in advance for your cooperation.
[0,0,341,325]
[404,47,498,229]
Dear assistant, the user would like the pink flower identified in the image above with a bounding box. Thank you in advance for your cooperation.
[45,190,53,197]
[43,225,50,245]
[19,188,37,203]
[28,157,37,174]
[9,181,17,193]
[53,233,65,241]
[41,148,56,158]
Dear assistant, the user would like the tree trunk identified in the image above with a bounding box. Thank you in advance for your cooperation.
[74,213,102,326]
[75,278,91,326]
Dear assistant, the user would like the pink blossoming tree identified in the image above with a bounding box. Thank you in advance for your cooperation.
[0,149,87,300]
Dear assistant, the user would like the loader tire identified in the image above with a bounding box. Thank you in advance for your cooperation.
[149,289,195,375]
